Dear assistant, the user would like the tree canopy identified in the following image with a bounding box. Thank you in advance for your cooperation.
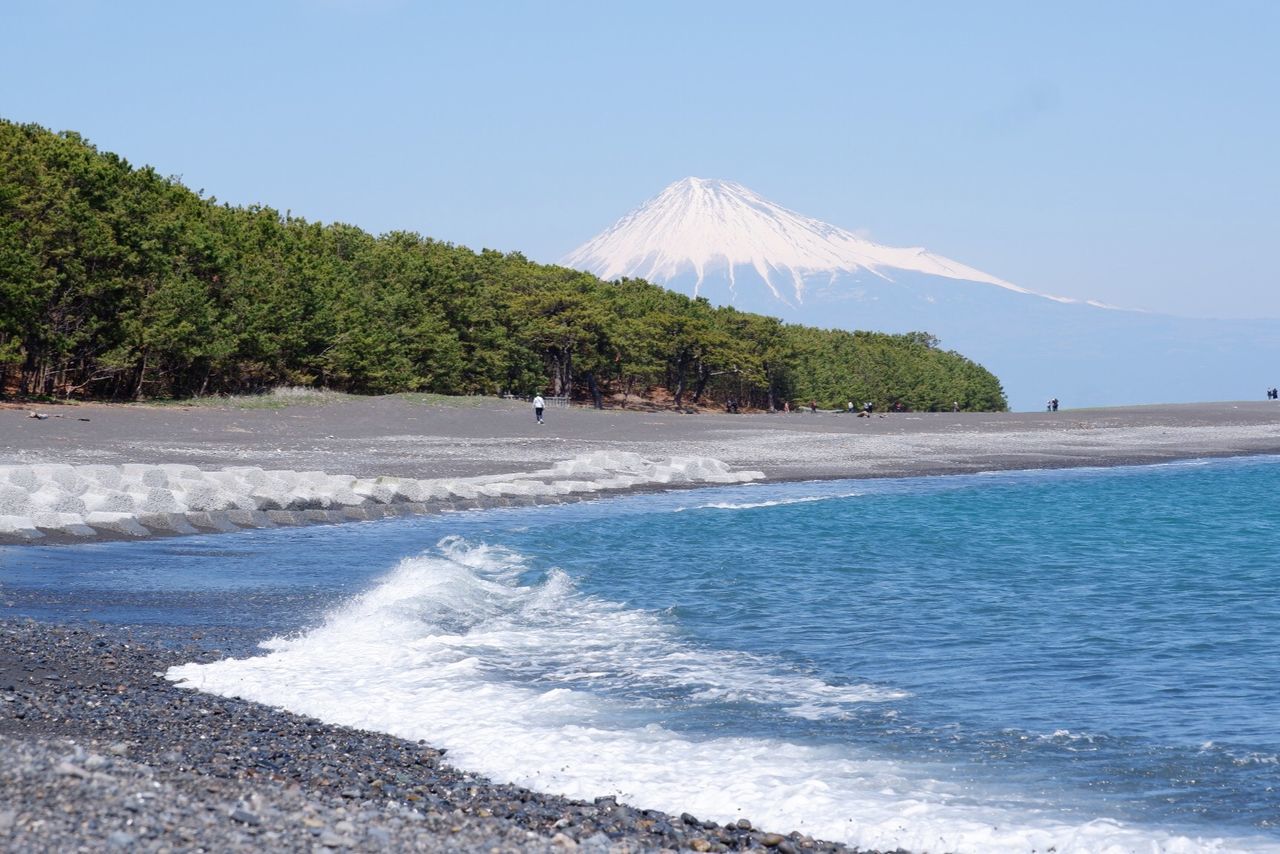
[0,120,1006,411]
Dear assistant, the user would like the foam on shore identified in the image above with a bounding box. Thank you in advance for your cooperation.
[0,452,764,542]
[168,537,1273,854]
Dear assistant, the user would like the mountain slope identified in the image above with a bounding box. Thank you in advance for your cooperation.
[564,179,1280,410]
[564,177,1054,305]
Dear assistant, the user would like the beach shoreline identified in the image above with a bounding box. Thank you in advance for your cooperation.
[6,396,1280,545]
[0,618,850,853]
[5,396,1280,851]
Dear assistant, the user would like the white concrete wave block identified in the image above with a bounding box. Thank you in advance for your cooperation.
[82,490,134,513]
[29,487,88,516]
[177,482,231,512]
[0,485,31,516]
[0,514,42,540]
[3,467,39,490]
[0,453,764,542]
[444,482,479,500]
[353,481,398,504]
[31,511,96,537]
[185,512,240,533]
[85,511,151,537]
[138,488,181,514]
[82,465,124,489]
[137,513,200,535]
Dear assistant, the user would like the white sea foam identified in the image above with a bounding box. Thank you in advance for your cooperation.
[167,539,1273,854]
[676,492,862,512]
[0,452,764,541]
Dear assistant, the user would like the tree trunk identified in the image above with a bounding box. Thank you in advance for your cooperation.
[133,351,148,401]
[672,353,689,408]
[21,350,38,397]
[586,371,603,409]
[550,353,565,397]
[692,364,711,404]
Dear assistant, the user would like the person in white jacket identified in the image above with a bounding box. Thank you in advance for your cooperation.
[533,394,545,424]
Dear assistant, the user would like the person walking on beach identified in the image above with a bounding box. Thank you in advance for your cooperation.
[533,394,545,424]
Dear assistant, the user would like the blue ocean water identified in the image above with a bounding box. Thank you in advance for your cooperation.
[5,456,1280,851]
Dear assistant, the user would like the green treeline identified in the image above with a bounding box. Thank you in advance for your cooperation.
[0,120,1006,411]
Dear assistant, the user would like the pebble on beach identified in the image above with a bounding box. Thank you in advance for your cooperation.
[0,619,862,853]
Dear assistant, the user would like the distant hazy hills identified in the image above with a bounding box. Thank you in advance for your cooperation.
[564,177,1280,410]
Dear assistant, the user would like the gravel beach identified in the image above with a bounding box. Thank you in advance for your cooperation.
[0,620,859,853]
[5,394,1280,852]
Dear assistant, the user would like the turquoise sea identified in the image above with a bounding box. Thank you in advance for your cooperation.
[5,456,1280,852]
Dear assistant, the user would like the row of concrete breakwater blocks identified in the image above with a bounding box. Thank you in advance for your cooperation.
[0,452,765,541]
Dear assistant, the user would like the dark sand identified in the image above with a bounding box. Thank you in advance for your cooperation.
[7,395,1280,481]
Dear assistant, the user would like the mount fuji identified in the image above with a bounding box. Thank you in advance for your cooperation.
[564,178,1280,410]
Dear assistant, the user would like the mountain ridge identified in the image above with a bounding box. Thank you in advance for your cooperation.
[563,177,1076,306]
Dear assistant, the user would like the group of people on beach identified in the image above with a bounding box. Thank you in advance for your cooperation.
[1046,398,1060,412]
[1267,388,1278,400]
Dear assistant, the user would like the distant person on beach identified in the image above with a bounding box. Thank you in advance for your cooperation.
[810,400,817,413]
[1052,398,1059,412]
[847,401,855,413]
[533,394,545,424]
[953,401,960,412]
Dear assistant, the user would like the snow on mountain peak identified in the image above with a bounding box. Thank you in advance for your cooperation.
[562,177,1041,304]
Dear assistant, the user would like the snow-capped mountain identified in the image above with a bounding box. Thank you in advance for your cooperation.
[564,177,1037,305]
[563,178,1280,410]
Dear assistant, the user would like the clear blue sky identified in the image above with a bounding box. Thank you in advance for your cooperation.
[4,1,1277,318]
